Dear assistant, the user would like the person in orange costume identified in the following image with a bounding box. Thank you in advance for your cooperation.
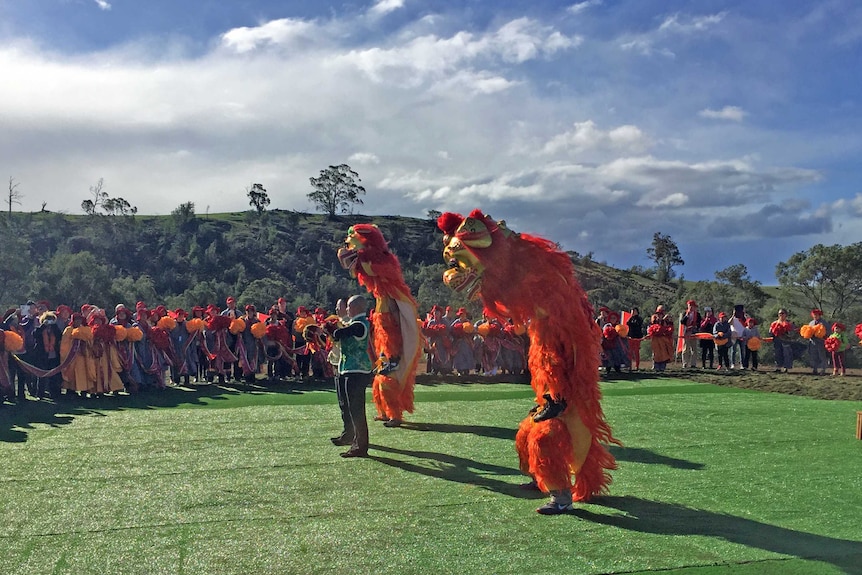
[437,209,619,514]
[337,224,421,427]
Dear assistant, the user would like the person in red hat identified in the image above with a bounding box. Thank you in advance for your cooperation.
[450,307,475,375]
[712,312,732,370]
[827,322,848,376]
[60,312,92,397]
[475,311,504,376]
[220,297,242,381]
[769,309,795,373]
[807,308,829,375]
[421,305,452,375]
[55,304,73,330]
[221,297,239,319]
[679,300,701,369]
[87,310,125,396]
[741,317,761,371]
[32,309,63,399]
[235,304,262,384]
[293,306,314,379]
[648,305,674,371]
[169,308,200,385]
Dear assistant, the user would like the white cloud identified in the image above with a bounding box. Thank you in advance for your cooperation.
[658,12,726,34]
[699,106,746,122]
[94,0,111,10]
[0,5,851,282]
[349,152,381,165]
[369,0,405,17]
[619,11,725,57]
[221,18,318,53]
[567,1,603,16]
[541,121,651,156]
[336,17,579,86]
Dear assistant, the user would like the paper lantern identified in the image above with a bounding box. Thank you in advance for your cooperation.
[229,318,246,335]
[251,322,267,339]
[3,331,24,352]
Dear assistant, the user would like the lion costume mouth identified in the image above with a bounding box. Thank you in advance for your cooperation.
[443,261,482,300]
[337,246,359,274]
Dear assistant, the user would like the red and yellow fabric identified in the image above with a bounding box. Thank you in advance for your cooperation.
[338,224,422,423]
[438,209,618,501]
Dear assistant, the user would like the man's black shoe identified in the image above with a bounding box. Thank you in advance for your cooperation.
[330,436,354,446]
[532,393,567,422]
[340,449,368,458]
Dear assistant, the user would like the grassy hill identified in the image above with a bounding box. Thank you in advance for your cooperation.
[0,208,787,321]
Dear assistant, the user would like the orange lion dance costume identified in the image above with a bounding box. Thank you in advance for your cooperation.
[438,209,619,514]
[337,224,421,426]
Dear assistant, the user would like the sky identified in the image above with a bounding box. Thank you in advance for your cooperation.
[1,0,861,283]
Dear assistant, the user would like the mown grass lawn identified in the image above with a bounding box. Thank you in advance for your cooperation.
[2,377,861,575]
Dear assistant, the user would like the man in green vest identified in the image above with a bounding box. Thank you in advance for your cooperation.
[328,295,373,458]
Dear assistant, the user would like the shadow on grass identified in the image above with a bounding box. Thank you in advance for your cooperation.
[399,420,516,440]
[0,377,335,443]
[397,422,704,470]
[575,496,862,575]
[369,443,543,500]
[608,445,705,470]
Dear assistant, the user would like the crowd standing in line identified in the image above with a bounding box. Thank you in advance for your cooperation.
[0,296,346,404]
[3,296,858,406]
[421,305,529,378]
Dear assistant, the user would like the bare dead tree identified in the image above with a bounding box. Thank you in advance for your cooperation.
[7,177,23,213]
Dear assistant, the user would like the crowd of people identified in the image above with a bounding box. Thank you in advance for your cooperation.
[595,300,855,376]
[420,304,529,377]
[2,295,857,406]
[0,297,347,404]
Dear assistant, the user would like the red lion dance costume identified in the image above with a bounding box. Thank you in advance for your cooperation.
[437,209,619,514]
[337,224,422,426]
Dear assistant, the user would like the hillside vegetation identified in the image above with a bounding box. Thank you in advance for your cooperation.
[0,208,801,321]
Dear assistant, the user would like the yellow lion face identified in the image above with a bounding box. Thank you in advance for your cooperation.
[441,216,490,300]
[337,227,363,276]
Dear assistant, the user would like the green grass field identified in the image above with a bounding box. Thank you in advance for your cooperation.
[2,377,861,575]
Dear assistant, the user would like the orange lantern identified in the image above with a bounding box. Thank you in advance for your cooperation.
[746,336,761,351]
[251,322,267,339]
[615,324,629,337]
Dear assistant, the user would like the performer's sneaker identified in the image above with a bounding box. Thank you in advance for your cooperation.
[536,501,574,515]
[379,359,399,375]
[532,393,567,422]
[383,418,402,427]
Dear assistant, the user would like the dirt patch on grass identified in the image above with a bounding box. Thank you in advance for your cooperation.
[416,368,862,401]
[615,367,862,401]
